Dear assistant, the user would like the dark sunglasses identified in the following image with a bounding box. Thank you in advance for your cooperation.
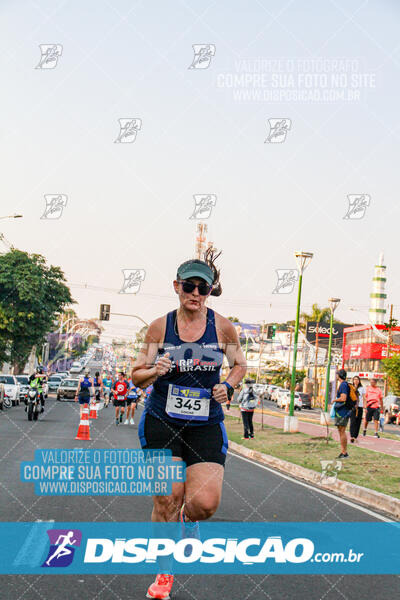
[178,280,212,296]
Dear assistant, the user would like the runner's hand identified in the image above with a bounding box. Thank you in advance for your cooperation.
[212,384,228,404]
[155,352,172,376]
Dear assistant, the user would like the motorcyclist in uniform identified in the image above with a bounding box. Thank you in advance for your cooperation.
[28,366,47,413]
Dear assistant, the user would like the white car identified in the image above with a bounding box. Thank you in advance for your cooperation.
[69,361,83,374]
[271,387,285,403]
[0,374,21,405]
[266,385,279,401]
[252,384,265,396]
[278,391,302,411]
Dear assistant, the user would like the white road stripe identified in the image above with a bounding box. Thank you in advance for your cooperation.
[228,451,392,522]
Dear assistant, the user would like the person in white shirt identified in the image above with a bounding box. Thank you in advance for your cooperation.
[350,375,365,443]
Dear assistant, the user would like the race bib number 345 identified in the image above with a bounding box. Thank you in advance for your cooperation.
[166,385,210,421]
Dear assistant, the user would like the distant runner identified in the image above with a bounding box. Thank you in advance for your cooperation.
[112,371,129,425]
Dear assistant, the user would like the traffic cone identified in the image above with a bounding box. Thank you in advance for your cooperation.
[76,404,91,440]
[89,399,97,419]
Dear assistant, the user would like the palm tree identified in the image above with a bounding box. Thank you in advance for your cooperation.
[299,304,331,404]
[300,303,331,331]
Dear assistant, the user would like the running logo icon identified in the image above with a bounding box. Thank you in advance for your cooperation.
[272,269,298,294]
[35,44,63,69]
[265,119,291,143]
[189,194,217,219]
[188,45,216,69]
[115,118,142,143]
[42,529,82,568]
[119,269,146,294]
[41,194,68,220]
[343,194,371,220]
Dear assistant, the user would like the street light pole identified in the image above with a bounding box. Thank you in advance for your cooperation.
[287,251,313,430]
[324,298,341,412]
[289,278,303,417]
[0,214,23,220]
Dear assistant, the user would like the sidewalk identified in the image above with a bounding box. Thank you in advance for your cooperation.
[228,407,400,458]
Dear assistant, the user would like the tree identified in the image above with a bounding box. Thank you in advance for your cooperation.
[382,355,400,395]
[300,304,331,331]
[0,249,74,373]
[270,366,306,388]
[228,316,239,323]
[300,303,345,331]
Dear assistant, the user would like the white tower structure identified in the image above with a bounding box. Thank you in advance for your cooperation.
[369,252,387,324]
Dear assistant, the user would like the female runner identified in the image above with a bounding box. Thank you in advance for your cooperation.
[132,249,247,599]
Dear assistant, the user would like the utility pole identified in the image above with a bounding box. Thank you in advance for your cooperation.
[384,304,393,396]
[313,322,319,407]
[256,321,265,383]
[257,322,266,430]
[287,327,293,370]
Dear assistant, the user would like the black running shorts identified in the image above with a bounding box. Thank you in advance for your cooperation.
[366,406,380,422]
[113,399,126,408]
[138,412,228,467]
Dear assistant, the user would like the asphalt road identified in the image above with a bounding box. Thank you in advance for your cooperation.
[0,382,399,599]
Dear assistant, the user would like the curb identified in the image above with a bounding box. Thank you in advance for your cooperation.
[228,440,400,520]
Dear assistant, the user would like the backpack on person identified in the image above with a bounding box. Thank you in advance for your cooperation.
[245,387,258,410]
[345,383,358,409]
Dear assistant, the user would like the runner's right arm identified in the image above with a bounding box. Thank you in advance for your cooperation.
[131,317,171,388]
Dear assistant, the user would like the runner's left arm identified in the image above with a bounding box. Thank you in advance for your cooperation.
[213,315,247,403]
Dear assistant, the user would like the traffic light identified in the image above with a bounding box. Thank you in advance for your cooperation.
[99,304,110,321]
[266,324,277,339]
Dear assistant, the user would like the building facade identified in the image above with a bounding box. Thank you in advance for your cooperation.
[342,324,400,383]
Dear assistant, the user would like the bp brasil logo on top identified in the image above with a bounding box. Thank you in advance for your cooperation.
[42,529,82,568]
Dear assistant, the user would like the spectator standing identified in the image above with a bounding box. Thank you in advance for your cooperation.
[363,378,384,438]
[349,375,365,443]
[237,379,258,439]
[332,369,352,458]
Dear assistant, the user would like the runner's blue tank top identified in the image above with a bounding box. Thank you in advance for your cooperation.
[145,308,224,426]
[81,377,92,390]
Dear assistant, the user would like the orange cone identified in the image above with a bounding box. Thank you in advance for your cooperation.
[89,399,97,419]
[76,404,91,440]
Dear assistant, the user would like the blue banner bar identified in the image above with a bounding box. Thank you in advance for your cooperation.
[1,522,399,574]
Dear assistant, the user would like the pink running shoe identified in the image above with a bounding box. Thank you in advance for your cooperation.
[146,574,174,599]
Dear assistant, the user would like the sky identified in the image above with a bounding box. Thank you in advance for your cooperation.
[1,0,400,342]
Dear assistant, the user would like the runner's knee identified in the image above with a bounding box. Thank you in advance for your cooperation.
[153,491,184,520]
[186,496,219,521]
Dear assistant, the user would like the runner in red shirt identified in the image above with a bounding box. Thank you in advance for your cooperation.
[112,372,129,426]
[363,378,383,438]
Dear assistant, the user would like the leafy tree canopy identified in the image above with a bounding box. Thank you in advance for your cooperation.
[0,249,74,372]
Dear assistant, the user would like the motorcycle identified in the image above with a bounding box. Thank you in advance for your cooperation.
[26,388,41,421]
[2,394,12,409]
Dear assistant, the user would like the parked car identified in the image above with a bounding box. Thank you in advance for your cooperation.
[15,375,30,403]
[69,361,83,374]
[0,375,20,406]
[383,395,400,424]
[266,385,279,401]
[252,384,265,396]
[278,391,302,411]
[47,374,65,393]
[55,371,69,379]
[271,387,285,403]
[57,378,80,401]
[298,392,312,409]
